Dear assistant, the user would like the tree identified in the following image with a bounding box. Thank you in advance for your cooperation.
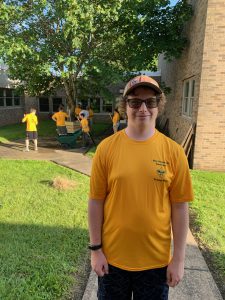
[0,0,192,110]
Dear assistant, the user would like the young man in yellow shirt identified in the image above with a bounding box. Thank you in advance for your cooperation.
[52,106,68,135]
[22,108,38,151]
[112,108,120,133]
[74,104,82,118]
[80,112,90,148]
[87,105,94,130]
[88,75,194,299]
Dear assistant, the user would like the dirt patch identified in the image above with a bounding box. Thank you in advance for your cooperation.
[52,176,77,190]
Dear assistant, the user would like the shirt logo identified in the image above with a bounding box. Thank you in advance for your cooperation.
[153,160,168,182]
[156,168,166,178]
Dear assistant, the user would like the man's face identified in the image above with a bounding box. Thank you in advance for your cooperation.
[126,87,158,126]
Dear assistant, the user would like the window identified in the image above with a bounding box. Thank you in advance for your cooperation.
[0,88,4,106]
[52,97,62,112]
[90,98,100,113]
[182,79,195,117]
[13,90,21,106]
[39,97,49,112]
[6,89,13,106]
[0,88,21,107]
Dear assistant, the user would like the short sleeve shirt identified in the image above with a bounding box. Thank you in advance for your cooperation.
[90,129,194,271]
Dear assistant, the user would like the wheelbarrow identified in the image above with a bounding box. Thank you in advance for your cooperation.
[57,128,82,148]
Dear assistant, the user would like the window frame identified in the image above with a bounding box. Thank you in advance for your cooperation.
[182,79,195,118]
[0,88,21,108]
[39,96,50,112]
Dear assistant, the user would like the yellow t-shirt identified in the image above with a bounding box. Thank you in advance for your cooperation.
[90,129,194,271]
[80,118,90,133]
[88,109,94,119]
[52,111,68,126]
[22,113,38,131]
[75,107,81,116]
[112,111,120,125]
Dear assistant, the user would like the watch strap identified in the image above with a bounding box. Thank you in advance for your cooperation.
[88,243,102,251]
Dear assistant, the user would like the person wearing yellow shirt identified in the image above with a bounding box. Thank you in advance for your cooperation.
[112,108,120,133]
[22,108,38,152]
[80,112,90,148]
[74,104,82,118]
[88,75,194,299]
[87,105,94,130]
[52,106,69,135]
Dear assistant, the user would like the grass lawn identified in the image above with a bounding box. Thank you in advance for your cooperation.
[0,120,56,142]
[190,170,225,295]
[86,146,97,158]
[0,159,89,300]
[0,120,110,143]
[91,122,110,137]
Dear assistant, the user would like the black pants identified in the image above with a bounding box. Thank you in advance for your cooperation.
[82,132,90,147]
[98,264,169,300]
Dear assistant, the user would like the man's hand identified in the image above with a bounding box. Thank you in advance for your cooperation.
[91,249,108,277]
[166,258,184,287]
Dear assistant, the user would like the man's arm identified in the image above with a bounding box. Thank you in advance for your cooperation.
[22,114,27,123]
[167,202,189,287]
[88,198,108,277]
[52,114,56,122]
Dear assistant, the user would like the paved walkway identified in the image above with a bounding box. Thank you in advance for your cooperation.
[0,138,223,300]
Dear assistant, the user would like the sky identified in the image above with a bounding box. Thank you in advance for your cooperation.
[170,0,179,6]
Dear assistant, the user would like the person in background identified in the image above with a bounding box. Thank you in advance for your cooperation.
[52,106,69,135]
[80,112,90,148]
[75,103,82,118]
[80,106,89,119]
[88,75,194,299]
[112,108,120,133]
[87,105,94,131]
[22,108,38,152]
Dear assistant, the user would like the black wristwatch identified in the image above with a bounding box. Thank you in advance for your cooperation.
[88,243,102,251]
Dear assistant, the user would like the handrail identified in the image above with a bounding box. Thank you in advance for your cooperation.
[181,123,196,158]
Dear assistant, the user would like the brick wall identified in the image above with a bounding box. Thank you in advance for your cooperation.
[159,0,225,171]
[159,0,208,142]
[0,96,25,126]
[193,0,225,171]
[0,107,24,126]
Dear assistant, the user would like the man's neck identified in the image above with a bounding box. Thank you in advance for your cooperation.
[125,123,156,141]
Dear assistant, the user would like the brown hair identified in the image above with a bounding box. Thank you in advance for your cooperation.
[30,108,36,113]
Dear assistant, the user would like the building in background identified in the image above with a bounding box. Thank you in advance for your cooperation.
[1,63,160,127]
[158,0,225,171]
[0,64,116,125]
[0,63,24,125]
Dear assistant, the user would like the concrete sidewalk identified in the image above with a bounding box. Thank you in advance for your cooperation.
[0,138,92,175]
[82,231,223,300]
[0,138,223,300]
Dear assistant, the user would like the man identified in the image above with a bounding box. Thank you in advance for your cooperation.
[74,103,82,118]
[80,112,90,148]
[88,75,194,299]
[52,106,68,135]
[112,108,120,133]
[22,108,38,151]
[87,105,94,130]
[80,107,89,119]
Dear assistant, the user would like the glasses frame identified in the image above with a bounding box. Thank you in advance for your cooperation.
[126,96,160,109]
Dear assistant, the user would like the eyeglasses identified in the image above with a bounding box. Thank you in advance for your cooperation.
[126,97,159,109]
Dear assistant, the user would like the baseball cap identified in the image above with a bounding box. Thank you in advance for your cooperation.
[123,75,162,97]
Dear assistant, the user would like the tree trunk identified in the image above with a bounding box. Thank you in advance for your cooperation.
[62,78,75,120]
